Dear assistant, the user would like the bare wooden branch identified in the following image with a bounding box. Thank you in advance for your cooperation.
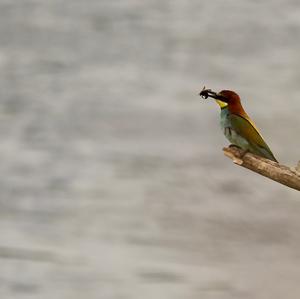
[223,146,300,191]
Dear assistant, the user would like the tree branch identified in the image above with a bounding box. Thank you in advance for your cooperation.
[223,146,300,191]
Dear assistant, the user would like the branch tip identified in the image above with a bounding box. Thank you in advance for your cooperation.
[222,146,300,192]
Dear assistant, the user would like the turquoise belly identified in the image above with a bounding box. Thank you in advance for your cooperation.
[220,108,250,150]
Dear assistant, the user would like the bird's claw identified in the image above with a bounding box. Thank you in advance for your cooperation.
[229,145,248,158]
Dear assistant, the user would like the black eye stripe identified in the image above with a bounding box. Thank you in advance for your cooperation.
[218,95,228,101]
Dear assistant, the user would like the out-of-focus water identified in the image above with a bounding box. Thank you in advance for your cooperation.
[0,1,300,298]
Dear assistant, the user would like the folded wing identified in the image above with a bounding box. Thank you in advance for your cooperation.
[229,114,278,162]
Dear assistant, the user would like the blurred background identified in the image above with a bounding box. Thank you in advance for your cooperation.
[1,0,300,298]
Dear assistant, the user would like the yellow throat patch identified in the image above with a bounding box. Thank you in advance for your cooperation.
[215,100,228,108]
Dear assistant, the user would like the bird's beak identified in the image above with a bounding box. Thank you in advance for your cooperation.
[199,88,218,99]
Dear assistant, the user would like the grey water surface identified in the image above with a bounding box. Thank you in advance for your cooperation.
[0,1,300,298]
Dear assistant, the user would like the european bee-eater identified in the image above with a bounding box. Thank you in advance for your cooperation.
[199,88,278,162]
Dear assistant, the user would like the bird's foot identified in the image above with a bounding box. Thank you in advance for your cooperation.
[228,144,241,149]
[228,145,248,159]
[239,149,249,159]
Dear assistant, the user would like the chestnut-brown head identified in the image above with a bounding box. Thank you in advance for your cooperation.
[199,88,242,109]
[217,90,241,105]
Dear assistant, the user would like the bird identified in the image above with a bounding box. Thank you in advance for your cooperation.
[199,87,278,162]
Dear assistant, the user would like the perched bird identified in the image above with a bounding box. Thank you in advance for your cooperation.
[199,88,278,162]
